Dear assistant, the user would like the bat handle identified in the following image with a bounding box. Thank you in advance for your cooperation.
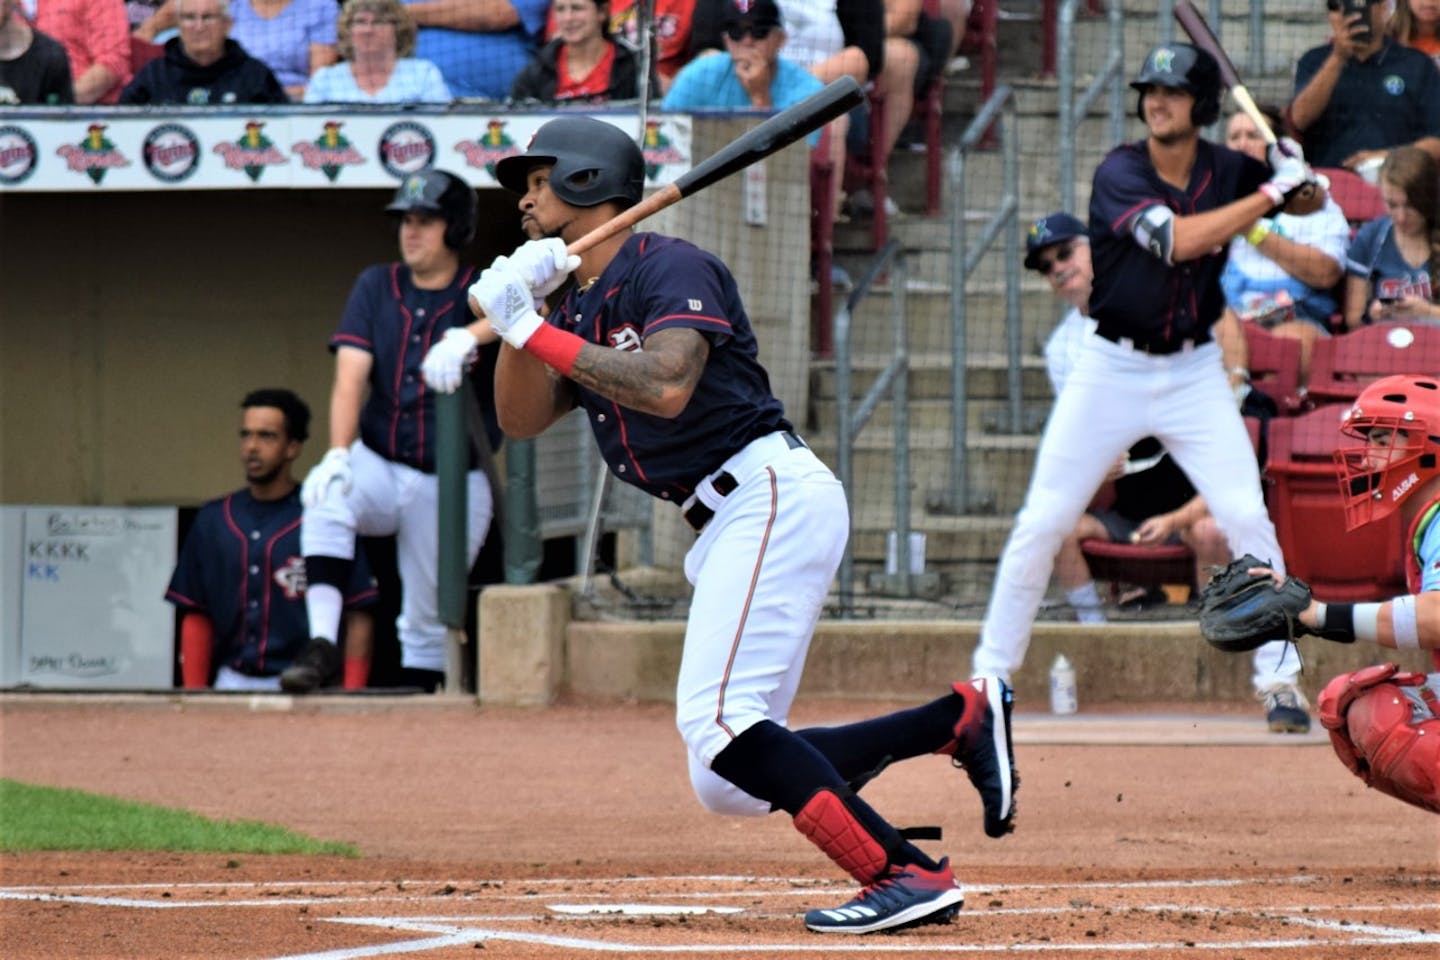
[566,184,682,257]
[1231,85,1277,146]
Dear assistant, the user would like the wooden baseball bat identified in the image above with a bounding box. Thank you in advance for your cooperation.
[1172,0,1276,143]
[566,76,864,256]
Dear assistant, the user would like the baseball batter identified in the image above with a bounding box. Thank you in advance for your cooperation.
[422,116,1018,935]
[1239,375,1440,814]
[972,43,1322,732]
[294,170,501,694]
[166,389,377,691]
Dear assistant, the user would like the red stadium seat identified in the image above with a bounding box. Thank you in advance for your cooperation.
[1306,323,1440,404]
[1079,481,1197,601]
[1242,323,1305,413]
[1265,403,1406,601]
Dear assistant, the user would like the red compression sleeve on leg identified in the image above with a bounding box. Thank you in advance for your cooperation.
[179,613,214,689]
[343,657,370,691]
[523,323,585,377]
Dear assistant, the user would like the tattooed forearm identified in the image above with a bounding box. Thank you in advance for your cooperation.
[567,327,710,418]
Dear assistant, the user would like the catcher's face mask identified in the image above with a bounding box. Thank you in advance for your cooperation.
[1336,376,1440,531]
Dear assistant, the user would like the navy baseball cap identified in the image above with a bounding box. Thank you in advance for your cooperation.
[1023,212,1088,271]
[724,0,783,29]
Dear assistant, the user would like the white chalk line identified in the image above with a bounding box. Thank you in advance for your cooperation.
[7,873,1439,958]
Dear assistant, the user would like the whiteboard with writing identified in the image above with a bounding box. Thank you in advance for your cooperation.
[1,506,177,688]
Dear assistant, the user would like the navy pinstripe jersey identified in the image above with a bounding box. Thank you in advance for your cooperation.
[332,262,501,473]
[548,233,790,502]
[1089,138,1269,345]
[165,488,378,676]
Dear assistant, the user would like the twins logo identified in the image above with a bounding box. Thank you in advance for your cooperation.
[142,123,200,183]
[274,556,307,600]
[379,121,436,178]
[610,325,643,351]
[0,125,38,185]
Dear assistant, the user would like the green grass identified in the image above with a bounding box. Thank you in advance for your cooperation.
[0,779,358,856]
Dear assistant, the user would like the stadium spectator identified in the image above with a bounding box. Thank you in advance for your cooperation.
[1288,0,1440,171]
[120,0,287,103]
[0,0,73,104]
[662,0,820,118]
[1387,0,1440,67]
[544,0,693,94]
[33,0,131,103]
[509,0,654,104]
[226,0,337,99]
[304,0,449,104]
[1344,145,1440,327]
[165,389,377,692]
[1221,104,1349,381]
[401,0,548,100]
[1027,212,1230,622]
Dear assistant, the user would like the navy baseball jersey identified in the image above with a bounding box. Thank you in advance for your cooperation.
[1089,139,1269,346]
[1346,215,1436,306]
[333,262,502,472]
[166,488,378,676]
[547,233,791,501]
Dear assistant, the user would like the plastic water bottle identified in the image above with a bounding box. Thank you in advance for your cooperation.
[1049,654,1077,715]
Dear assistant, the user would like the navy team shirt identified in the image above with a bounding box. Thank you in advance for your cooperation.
[548,233,791,502]
[332,262,501,473]
[1089,138,1269,347]
[166,488,378,677]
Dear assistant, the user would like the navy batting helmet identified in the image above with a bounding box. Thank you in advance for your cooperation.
[495,117,644,209]
[1130,43,1222,128]
[385,169,477,250]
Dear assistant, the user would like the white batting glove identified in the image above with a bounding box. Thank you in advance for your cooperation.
[507,238,581,301]
[1266,136,1304,170]
[421,326,478,394]
[1260,152,1315,206]
[301,447,352,509]
[468,257,545,348]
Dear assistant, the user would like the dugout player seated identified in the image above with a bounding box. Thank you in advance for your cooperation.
[1251,375,1440,815]
[165,389,377,691]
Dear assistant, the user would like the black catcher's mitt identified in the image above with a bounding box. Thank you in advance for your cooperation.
[1198,554,1313,653]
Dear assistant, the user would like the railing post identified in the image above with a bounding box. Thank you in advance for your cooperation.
[435,380,470,697]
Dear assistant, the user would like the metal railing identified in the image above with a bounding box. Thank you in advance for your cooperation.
[940,85,1020,516]
[1057,0,1126,217]
[833,239,924,615]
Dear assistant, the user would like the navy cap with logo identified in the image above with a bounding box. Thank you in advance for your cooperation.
[723,0,783,29]
[1023,212,1087,271]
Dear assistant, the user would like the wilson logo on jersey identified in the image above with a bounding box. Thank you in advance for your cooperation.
[610,326,643,352]
[275,556,307,599]
[687,298,703,311]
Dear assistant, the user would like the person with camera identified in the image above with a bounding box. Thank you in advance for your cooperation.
[1344,145,1440,328]
[1288,0,1440,172]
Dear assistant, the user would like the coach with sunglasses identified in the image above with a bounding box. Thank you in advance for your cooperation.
[662,0,822,133]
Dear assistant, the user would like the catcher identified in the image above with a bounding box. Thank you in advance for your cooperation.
[1198,374,1440,815]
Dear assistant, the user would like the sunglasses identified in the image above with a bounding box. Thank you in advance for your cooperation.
[726,23,774,41]
[1037,242,1077,276]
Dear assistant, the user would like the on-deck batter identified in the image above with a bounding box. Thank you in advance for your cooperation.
[423,115,1019,935]
[293,169,501,693]
[971,43,1323,732]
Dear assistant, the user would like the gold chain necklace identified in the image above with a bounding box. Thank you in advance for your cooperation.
[576,275,599,293]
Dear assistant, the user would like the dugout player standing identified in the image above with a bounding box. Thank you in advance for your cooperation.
[971,43,1321,732]
[166,389,377,691]
[424,115,1018,935]
[291,169,501,694]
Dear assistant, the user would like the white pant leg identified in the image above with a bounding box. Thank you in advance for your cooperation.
[392,466,493,672]
[676,447,847,814]
[1150,346,1299,689]
[973,338,1150,681]
[300,441,402,557]
[213,666,282,691]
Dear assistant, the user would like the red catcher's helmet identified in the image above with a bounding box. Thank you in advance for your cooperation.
[1335,375,1440,531]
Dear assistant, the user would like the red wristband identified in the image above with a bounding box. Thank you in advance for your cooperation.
[524,322,585,376]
